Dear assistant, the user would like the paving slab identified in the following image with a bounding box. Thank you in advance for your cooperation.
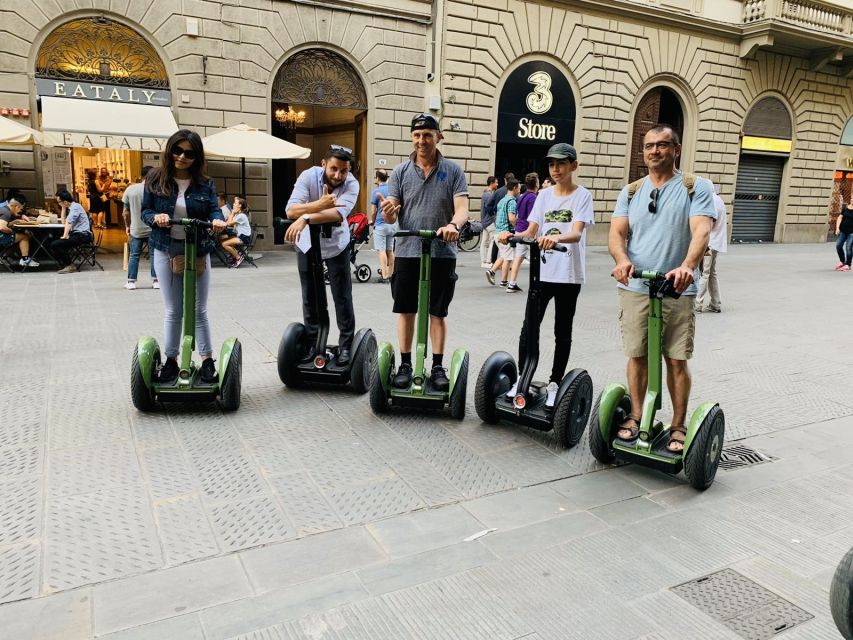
[365,504,486,558]
[0,588,92,640]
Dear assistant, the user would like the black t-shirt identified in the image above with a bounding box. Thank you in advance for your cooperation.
[841,205,853,234]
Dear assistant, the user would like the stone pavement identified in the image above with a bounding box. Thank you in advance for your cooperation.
[0,242,850,639]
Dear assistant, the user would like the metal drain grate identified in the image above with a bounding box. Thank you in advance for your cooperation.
[719,444,774,471]
[672,569,813,640]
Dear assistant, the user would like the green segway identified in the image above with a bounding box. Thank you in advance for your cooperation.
[832,546,853,639]
[131,218,242,412]
[368,229,469,418]
[589,271,724,489]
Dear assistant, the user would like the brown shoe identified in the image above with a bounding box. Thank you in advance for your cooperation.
[57,265,77,274]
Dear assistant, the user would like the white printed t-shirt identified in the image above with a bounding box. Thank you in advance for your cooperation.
[527,185,594,285]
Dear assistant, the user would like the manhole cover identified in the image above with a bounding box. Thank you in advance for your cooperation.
[719,444,774,471]
[672,569,813,639]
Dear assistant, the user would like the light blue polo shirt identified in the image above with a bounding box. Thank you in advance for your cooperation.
[612,172,716,296]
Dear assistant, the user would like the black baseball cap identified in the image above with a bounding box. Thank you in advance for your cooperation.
[545,143,577,161]
[411,113,441,132]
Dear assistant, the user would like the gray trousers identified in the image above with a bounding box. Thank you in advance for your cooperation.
[153,249,213,358]
[695,249,721,311]
[480,223,496,265]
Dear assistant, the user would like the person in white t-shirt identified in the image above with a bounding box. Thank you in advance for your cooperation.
[220,196,252,268]
[695,183,727,313]
[497,142,595,407]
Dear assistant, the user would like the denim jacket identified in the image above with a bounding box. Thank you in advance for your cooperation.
[142,179,223,255]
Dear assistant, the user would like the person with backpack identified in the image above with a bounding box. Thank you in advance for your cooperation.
[609,124,717,454]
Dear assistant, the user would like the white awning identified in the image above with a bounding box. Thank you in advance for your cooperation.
[41,96,179,151]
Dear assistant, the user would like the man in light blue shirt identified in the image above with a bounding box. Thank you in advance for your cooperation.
[285,145,360,365]
[609,124,716,453]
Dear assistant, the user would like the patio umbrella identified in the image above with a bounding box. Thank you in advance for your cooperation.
[0,114,50,145]
[202,123,311,197]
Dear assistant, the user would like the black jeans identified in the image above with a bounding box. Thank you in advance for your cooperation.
[518,282,582,384]
[297,246,355,351]
[51,232,91,266]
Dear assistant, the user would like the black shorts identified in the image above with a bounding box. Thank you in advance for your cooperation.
[391,257,457,318]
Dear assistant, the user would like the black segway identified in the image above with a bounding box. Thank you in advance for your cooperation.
[474,236,593,447]
[277,220,376,392]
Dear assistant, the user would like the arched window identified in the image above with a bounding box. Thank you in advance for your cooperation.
[629,87,684,182]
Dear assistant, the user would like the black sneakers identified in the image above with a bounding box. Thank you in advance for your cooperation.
[200,358,217,383]
[392,362,413,388]
[430,365,449,391]
[158,358,179,383]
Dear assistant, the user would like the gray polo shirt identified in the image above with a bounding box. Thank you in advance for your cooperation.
[387,151,468,259]
[122,182,150,239]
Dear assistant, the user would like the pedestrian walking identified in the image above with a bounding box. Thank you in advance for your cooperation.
[486,178,519,289]
[696,183,727,312]
[480,175,498,269]
[122,166,158,290]
[835,192,853,271]
[369,169,397,283]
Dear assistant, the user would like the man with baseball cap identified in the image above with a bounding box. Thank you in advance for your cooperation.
[378,113,469,391]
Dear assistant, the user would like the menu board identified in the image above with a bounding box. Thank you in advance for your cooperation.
[40,148,72,197]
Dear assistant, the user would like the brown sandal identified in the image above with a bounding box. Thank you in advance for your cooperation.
[666,426,687,453]
[616,415,641,442]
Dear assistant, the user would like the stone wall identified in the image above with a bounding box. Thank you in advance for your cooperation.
[442,0,853,243]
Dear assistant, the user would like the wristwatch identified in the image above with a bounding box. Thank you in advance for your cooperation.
[448,222,459,231]
[301,214,310,224]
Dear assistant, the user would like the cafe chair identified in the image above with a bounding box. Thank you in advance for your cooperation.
[71,225,105,272]
[0,242,18,273]
[235,224,260,268]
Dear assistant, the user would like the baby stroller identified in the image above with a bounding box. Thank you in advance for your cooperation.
[323,211,372,284]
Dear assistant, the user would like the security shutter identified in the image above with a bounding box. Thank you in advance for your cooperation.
[731,154,785,242]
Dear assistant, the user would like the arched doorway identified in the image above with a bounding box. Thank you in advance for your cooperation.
[732,96,793,242]
[271,49,368,214]
[494,60,576,183]
[830,116,853,231]
[34,16,174,241]
[629,86,684,182]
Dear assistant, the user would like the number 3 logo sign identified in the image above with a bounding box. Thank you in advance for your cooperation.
[526,71,553,115]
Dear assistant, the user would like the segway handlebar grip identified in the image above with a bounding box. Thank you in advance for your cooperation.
[632,270,664,280]
[394,229,437,239]
[508,235,568,252]
[168,218,213,228]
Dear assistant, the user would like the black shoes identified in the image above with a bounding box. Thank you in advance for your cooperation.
[337,348,351,366]
[392,362,413,388]
[430,365,449,392]
[158,358,179,383]
[200,358,217,383]
[300,346,316,364]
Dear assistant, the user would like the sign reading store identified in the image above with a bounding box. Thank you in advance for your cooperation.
[497,60,576,145]
[36,79,171,105]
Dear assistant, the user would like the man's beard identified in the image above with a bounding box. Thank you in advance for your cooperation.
[323,174,343,189]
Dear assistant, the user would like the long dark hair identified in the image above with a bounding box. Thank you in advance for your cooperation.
[146,129,209,196]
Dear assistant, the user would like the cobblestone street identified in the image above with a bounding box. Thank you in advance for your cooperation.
[1,243,851,639]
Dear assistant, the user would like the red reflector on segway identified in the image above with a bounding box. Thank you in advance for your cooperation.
[513,394,526,409]
[314,356,326,369]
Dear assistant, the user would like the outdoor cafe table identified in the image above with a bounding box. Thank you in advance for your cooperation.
[11,222,65,266]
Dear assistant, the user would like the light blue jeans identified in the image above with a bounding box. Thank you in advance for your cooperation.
[127,235,157,282]
[153,249,213,358]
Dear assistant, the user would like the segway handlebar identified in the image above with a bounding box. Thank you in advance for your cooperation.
[631,270,681,299]
[632,270,664,280]
[168,218,213,228]
[394,229,437,239]
[508,235,567,252]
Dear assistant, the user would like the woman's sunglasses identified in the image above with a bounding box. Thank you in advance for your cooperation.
[172,147,197,160]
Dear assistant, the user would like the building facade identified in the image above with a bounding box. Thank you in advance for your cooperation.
[1,0,852,248]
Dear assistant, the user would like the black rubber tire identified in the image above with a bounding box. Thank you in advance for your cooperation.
[368,350,392,414]
[277,323,306,387]
[458,233,481,252]
[474,352,517,424]
[355,264,371,283]
[219,340,242,412]
[130,346,158,412]
[552,370,594,449]
[831,546,853,639]
[350,330,376,394]
[684,405,725,490]
[449,352,469,420]
[588,392,631,464]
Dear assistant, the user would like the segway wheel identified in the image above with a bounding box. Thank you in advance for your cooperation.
[474,351,517,424]
[355,264,371,283]
[552,370,593,448]
[350,330,376,394]
[449,352,469,420]
[588,392,630,464]
[684,405,725,490]
[277,322,306,387]
[831,546,853,639]
[219,340,242,412]
[368,350,391,413]
[130,345,158,412]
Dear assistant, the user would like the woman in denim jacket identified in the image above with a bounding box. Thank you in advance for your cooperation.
[142,129,227,384]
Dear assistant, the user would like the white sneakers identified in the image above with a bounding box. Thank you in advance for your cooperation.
[125,281,137,290]
[545,381,559,408]
[152,280,160,289]
[19,257,39,267]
